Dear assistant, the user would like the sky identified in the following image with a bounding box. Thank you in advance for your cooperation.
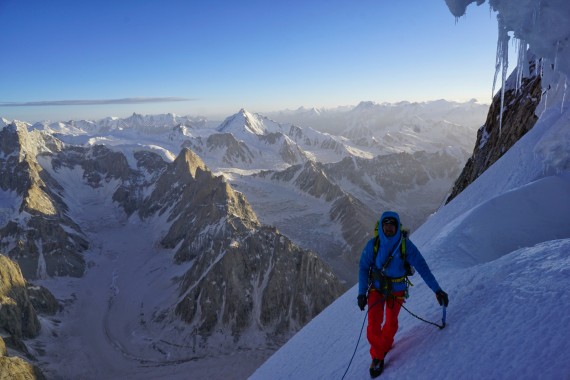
[0,0,512,122]
[3,1,570,378]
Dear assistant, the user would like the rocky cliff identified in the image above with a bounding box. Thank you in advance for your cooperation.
[139,148,344,347]
[446,63,542,203]
[0,124,88,279]
[0,254,55,379]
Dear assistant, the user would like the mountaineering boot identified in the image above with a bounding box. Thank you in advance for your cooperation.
[369,358,384,378]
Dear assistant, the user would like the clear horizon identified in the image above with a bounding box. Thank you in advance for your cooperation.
[0,1,515,123]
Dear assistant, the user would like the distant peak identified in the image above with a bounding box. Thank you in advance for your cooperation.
[218,109,266,135]
[174,147,207,178]
[354,101,379,110]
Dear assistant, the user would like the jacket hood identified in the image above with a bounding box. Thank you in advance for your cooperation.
[379,211,401,233]
[377,210,402,267]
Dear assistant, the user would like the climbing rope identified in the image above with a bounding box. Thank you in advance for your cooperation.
[341,298,446,379]
[396,299,447,330]
[341,299,382,380]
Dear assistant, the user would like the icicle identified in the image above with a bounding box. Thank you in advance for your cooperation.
[491,15,504,100]
[539,59,548,118]
[515,39,527,94]
[492,15,510,137]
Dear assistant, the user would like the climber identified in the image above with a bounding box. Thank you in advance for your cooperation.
[357,210,448,378]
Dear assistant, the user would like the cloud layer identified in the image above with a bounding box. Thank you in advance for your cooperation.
[0,97,194,107]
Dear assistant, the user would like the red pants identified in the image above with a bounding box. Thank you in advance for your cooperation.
[367,290,405,360]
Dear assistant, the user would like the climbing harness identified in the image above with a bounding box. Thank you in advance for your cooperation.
[369,228,415,298]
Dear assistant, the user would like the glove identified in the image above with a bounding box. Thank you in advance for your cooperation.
[436,290,449,307]
[357,294,367,311]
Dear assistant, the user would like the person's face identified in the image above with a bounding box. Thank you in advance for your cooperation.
[382,221,397,237]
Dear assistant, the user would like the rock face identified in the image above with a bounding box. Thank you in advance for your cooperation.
[205,132,255,165]
[139,148,344,346]
[0,125,88,279]
[175,226,342,338]
[0,350,46,380]
[0,254,48,380]
[0,255,40,339]
[446,64,542,203]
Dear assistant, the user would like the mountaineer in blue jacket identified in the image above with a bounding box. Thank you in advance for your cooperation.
[358,211,449,378]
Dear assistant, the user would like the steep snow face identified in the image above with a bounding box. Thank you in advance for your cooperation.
[251,239,570,380]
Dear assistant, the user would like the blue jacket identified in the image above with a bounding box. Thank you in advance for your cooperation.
[358,211,441,295]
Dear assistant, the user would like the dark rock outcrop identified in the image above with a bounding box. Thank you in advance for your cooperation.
[0,254,48,379]
[140,148,344,349]
[0,345,46,380]
[446,66,542,204]
[0,255,40,339]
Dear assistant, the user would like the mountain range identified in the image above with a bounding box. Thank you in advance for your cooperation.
[0,99,487,378]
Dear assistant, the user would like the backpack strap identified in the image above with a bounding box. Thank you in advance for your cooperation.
[374,226,408,267]
[400,228,415,277]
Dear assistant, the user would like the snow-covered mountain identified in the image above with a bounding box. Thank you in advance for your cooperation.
[0,126,345,378]
[186,108,376,170]
[252,1,570,379]
[1,100,484,377]
[4,103,482,284]
[184,107,478,283]
[0,124,88,279]
[267,99,488,152]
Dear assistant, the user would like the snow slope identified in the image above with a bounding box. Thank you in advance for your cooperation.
[252,239,570,380]
[251,1,570,379]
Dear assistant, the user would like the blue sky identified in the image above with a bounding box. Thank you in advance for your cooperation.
[0,0,512,122]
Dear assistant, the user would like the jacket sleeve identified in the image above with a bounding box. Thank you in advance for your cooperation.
[358,239,374,295]
[406,239,441,293]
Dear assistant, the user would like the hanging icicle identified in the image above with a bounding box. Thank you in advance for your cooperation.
[515,38,527,94]
[492,14,510,137]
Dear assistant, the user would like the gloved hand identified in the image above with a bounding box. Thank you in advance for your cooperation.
[436,290,449,307]
[357,294,367,311]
